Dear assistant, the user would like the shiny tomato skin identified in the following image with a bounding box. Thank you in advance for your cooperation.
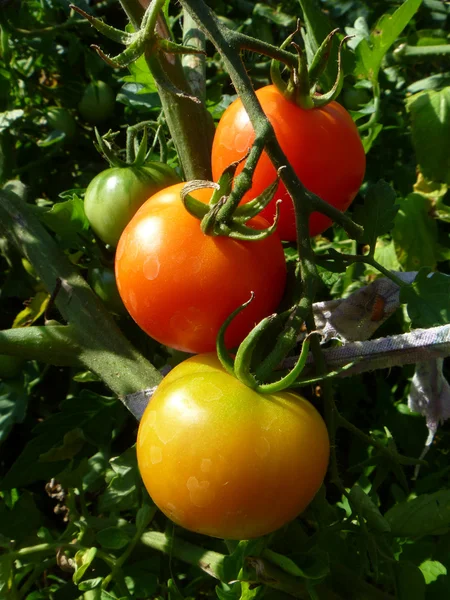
[115,183,286,354]
[84,163,180,247]
[137,353,330,540]
[211,85,366,241]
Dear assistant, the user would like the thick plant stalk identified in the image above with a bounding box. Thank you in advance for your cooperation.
[0,189,162,399]
[119,0,214,180]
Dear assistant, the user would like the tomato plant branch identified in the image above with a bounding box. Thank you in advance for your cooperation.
[0,189,162,400]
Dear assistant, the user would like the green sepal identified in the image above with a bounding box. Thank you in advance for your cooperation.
[157,37,207,56]
[91,37,145,69]
[285,43,314,109]
[234,314,278,389]
[291,360,359,387]
[256,338,311,393]
[312,36,350,108]
[220,205,281,241]
[233,173,280,221]
[216,294,257,376]
[270,24,300,98]
[133,127,149,168]
[180,184,213,220]
[210,164,239,206]
[69,4,134,45]
[308,28,340,89]
[94,128,128,168]
[255,305,305,381]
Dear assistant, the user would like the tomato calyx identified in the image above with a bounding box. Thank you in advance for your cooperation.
[271,23,351,110]
[215,293,320,394]
[180,161,282,241]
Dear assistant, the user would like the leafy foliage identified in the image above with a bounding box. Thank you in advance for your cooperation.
[1,0,450,599]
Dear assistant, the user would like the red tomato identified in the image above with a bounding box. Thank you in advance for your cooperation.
[115,183,286,354]
[211,85,366,241]
[137,353,330,539]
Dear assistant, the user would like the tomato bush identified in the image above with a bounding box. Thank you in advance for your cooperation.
[115,182,287,353]
[212,85,366,240]
[137,353,330,539]
[84,162,180,247]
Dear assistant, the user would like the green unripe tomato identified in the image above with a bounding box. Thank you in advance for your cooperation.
[342,88,371,111]
[78,81,115,124]
[88,266,125,315]
[0,354,24,379]
[46,107,76,140]
[84,163,180,247]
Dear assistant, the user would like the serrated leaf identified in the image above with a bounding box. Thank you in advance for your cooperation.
[406,87,450,185]
[39,428,86,462]
[0,391,125,490]
[393,561,426,600]
[385,490,450,536]
[393,194,438,270]
[354,0,422,82]
[400,268,450,328]
[0,380,29,443]
[353,180,398,248]
[39,196,90,246]
[349,485,391,533]
[96,526,131,550]
[12,291,50,328]
[74,547,97,585]
[98,447,141,513]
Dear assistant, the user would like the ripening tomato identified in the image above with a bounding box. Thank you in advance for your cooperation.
[137,353,330,539]
[78,81,115,124]
[115,183,286,354]
[211,85,366,241]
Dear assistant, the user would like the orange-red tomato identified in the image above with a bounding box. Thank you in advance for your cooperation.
[137,353,330,539]
[115,183,286,354]
[211,85,366,241]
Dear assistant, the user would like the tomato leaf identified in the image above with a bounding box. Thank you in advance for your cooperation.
[400,268,450,328]
[98,448,141,513]
[0,491,43,543]
[118,55,161,111]
[12,291,50,328]
[348,485,391,533]
[406,87,450,185]
[74,547,98,585]
[0,380,29,443]
[385,490,450,536]
[393,561,426,600]
[354,0,423,83]
[38,195,90,247]
[96,526,131,550]
[353,180,398,248]
[0,391,127,490]
[393,194,438,270]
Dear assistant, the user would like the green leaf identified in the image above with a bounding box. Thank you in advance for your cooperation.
[118,55,160,111]
[353,180,398,248]
[400,268,450,328]
[38,196,90,246]
[96,526,131,550]
[385,490,450,536]
[136,504,156,532]
[263,548,329,580]
[393,561,426,600]
[0,391,126,490]
[12,291,50,327]
[0,380,29,443]
[393,194,438,270]
[0,555,12,595]
[73,547,97,585]
[0,110,24,134]
[349,485,391,533]
[0,491,43,542]
[373,238,402,272]
[98,447,141,513]
[39,428,86,462]
[419,560,447,584]
[354,0,423,82]
[406,87,450,185]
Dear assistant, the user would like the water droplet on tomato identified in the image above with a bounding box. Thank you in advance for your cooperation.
[143,256,160,280]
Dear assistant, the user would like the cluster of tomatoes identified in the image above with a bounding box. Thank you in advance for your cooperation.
[85,85,365,539]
